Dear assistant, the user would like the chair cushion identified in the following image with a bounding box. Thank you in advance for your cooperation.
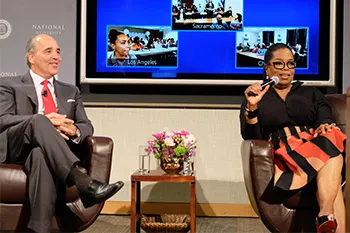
[0,164,84,204]
[327,94,347,132]
[0,164,27,203]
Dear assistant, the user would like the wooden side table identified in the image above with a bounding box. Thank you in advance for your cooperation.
[130,170,196,233]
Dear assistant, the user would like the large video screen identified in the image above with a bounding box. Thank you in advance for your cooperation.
[81,0,339,86]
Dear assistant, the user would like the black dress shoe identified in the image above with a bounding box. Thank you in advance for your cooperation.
[79,180,124,208]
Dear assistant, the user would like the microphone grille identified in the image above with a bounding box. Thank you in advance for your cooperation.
[271,76,280,84]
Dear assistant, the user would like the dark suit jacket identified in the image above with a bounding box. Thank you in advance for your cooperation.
[0,72,93,163]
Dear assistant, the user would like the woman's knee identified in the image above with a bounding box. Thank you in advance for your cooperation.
[333,154,344,166]
[325,155,344,168]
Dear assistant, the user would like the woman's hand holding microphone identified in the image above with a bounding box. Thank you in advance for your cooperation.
[244,82,270,122]
[244,76,279,121]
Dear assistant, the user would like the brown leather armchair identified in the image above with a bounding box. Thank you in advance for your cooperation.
[241,94,347,233]
[0,136,113,232]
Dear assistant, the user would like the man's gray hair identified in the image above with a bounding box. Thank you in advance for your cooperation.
[25,36,38,68]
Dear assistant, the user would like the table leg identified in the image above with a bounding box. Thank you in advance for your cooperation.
[190,181,196,233]
[136,181,141,233]
[130,181,136,233]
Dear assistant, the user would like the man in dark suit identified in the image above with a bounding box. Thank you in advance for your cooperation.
[0,34,124,233]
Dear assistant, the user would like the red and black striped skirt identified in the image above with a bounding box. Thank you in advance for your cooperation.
[270,126,346,190]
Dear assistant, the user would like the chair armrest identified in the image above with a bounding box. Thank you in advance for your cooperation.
[241,140,297,232]
[56,136,114,232]
[84,136,114,183]
[241,140,274,215]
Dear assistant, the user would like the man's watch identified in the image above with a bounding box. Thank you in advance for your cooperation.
[245,106,259,119]
[70,128,81,143]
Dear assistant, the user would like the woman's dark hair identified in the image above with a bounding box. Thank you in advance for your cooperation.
[134,36,140,43]
[263,43,293,79]
[236,13,242,22]
[108,29,125,45]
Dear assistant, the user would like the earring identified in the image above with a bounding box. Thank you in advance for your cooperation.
[266,75,269,79]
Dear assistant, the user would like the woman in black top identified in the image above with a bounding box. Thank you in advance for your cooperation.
[240,43,346,233]
[205,0,215,18]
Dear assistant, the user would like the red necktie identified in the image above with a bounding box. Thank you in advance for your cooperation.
[41,80,56,114]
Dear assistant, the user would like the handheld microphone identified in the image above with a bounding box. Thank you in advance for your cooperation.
[247,76,280,97]
[42,90,48,97]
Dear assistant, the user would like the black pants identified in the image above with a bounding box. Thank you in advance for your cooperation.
[7,114,79,233]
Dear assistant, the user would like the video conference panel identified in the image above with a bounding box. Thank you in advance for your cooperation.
[82,0,337,85]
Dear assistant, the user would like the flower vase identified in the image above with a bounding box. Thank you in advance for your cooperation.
[160,157,184,174]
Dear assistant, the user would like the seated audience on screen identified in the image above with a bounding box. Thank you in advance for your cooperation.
[230,13,242,30]
[257,43,267,55]
[191,4,198,13]
[181,2,188,12]
[205,0,215,18]
[212,14,229,30]
[294,43,307,67]
[146,38,155,49]
[140,38,146,46]
[242,42,251,52]
[294,43,306,57]
[189,4,201,18]
[240,43,346,233]
[154,38,163,48]
[251,44,259,53]
[224,6,233,18]
[131,36,144,51]
[0,34,124,233]
[163,38,177,48]
[107,29,137,66]
[172,5,179,13]
[176,8,187,20]
[215,6,224,16]
[295,43,302,53]
[237,43,243,51]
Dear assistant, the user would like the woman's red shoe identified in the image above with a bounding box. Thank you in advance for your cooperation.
[315,215,337,233]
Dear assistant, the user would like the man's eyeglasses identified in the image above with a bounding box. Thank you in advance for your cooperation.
[269,61,296,70]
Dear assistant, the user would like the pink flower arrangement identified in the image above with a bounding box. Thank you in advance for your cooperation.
[146,128,196,159]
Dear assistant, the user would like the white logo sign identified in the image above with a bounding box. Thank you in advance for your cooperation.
[0,72,17,78]
[32,24,66,35]
[0,19,11,40]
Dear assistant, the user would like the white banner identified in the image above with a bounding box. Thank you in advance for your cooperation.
[0,0,77,85]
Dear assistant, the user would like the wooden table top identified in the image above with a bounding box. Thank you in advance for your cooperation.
[131,169,195,182]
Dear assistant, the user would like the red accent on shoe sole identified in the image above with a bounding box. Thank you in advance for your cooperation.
[317,221,337,233]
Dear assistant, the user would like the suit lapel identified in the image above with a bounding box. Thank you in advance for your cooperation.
[54,80,68,115]
[21,72,38,114]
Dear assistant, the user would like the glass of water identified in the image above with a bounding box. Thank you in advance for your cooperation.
[138,145,150,174]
